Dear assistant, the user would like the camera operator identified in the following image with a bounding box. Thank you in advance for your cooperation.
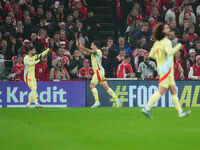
[138,51,157,80]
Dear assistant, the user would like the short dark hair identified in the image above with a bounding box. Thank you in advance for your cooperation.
[93,40,101,49]
[107,36,113,41]
[153,23,165,41]
[26,46,34,52]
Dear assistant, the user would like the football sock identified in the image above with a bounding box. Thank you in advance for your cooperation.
[91,88,99,102]
[32,90,39,105]
[146,91,162,111]
[106,88,118,101]
[28,91,33,104]
[171,94,183,114]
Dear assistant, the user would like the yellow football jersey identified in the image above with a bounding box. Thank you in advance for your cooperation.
[24,48,50,80]
[91,49,104,73]
[149,37,182,75]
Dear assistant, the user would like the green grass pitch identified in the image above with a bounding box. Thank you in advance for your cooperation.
[0,107,200,150]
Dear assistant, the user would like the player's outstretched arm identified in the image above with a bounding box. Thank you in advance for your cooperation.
[24,56,40,66]
[32,48,50,60]
[164,39,182,55]
[76,40,96,54]
[41,48,50,57]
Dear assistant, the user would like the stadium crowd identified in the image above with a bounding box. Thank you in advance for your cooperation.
[0,0,200,81]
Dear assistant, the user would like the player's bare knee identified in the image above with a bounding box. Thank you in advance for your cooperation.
[158,86,167,95]
[90,83,95,89]
[170,89,177,95]
[169,86,177,95]
[102,83,109,90]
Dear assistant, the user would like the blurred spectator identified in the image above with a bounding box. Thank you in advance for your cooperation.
[117,55,134,78]
[2,15,15,36]
[69,50,83,79]
[116,49,126,64]
[50,58,70,81]
[68,0,88,10]
[55,47,70,66]
[149,7,161,26]
[112,0,129,38]
[11,55,24,81]
[165,2,176,23]
[0,39,13,74]
[78,59,93,79]
[35,57,49,81]
[187,24,198,43]
[179,5,196,26]
[23,15,35,38]
[174,51,185,80]
[168,20,180,36]
[30,32,44,53]
[105,37,119,77]
[38,28,48,49]
[195,40,200,55]
[188,48,196,67]
[116,36,132,56]
[188,55,200,80]
[146,0,162,17]
[84,9,100,42]
[126,4,143,34]
[106,37,118,59]
[131,22,151,46]
[76,2,88,21]
[138,52,157,80]
[9,35,22,56]
[15,21,24,41]
[0,54,5,79]
[102,47,113,78]
[132,48,147,70]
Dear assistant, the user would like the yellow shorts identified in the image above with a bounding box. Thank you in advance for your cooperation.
[25,75,37,91]
[159,73,176,89]
[91,70,106,85]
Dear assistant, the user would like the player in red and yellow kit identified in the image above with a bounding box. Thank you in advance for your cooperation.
[142,23,191,118]
[77,40,120,108]
[24,46,50,107]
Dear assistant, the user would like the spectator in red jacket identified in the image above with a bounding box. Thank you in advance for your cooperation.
[35,57,49,81]
[12,56,24,81]
[116,49,126,64]
[60,41,71,60]
[38,28,48,49]
[188,55,200,80]
[54,47,70,66]
[78,59,93,79]
[68,0,87,9]
[117,56,134,78]
[76,2,87,20]
[174,51,184,80]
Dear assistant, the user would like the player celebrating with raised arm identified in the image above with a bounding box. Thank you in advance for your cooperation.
[142,23,191,118]
[77,40,120,108]
[24,46,50,108]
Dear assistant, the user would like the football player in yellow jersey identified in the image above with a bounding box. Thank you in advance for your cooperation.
[142,23,191,118]
[24,46,50,108]
[77,40,120,108]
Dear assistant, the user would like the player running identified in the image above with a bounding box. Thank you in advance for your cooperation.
[142,23,191,118]
[24,46,50,108]
[77,40,120,108]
